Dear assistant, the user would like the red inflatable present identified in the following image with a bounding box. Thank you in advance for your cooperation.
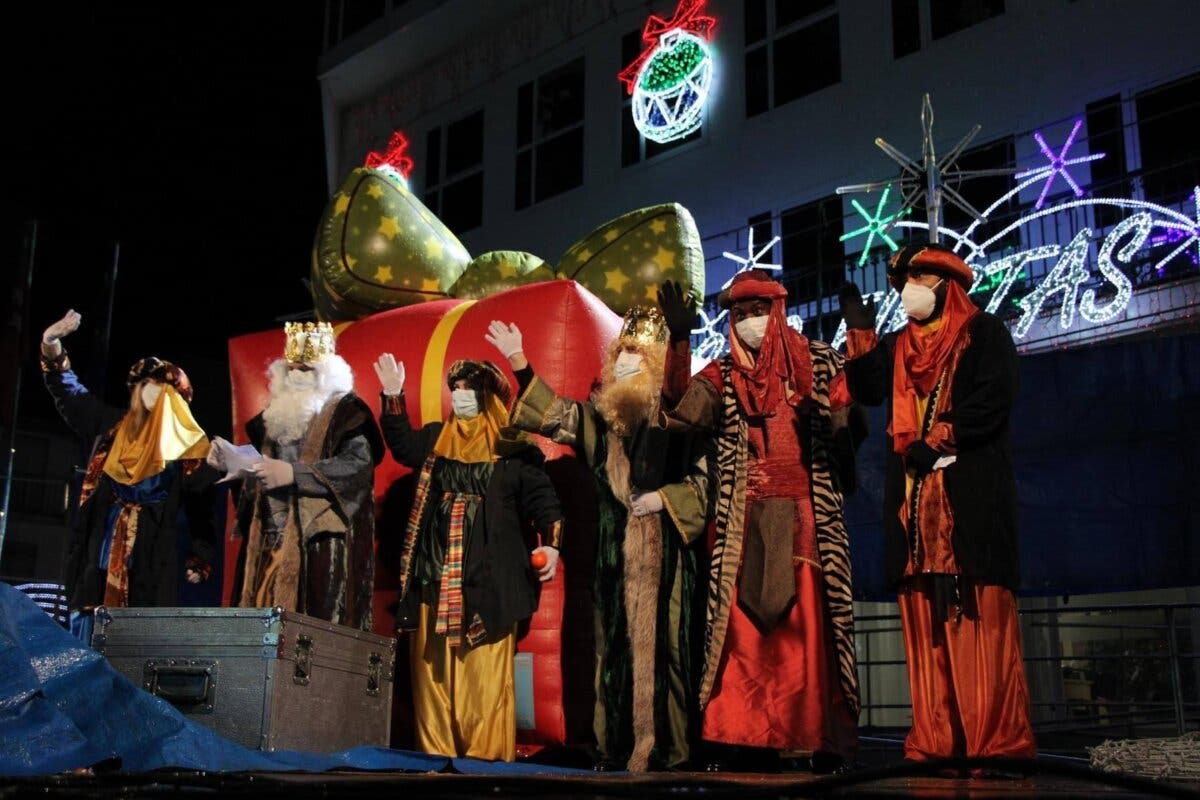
[223,279,620,748]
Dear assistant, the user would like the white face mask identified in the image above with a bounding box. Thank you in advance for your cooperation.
[140,382,163,410]
[613,351,644,381]
[285,367,318,390]
[734,315,770,349]
[451,388,480,419]
[901,279,943,321]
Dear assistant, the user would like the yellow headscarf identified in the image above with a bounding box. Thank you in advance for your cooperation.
[431,393,509,464]
[103,384,210,485]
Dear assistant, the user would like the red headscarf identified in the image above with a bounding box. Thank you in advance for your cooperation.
[890,279,979,453]
[722,271,813,420]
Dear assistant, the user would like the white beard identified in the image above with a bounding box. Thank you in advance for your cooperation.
[261,355,354,445]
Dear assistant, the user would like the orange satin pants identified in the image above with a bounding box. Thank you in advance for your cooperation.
[898,577,1037,761]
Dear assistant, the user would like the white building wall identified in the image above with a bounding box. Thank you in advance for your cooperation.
[320,0,1200,292]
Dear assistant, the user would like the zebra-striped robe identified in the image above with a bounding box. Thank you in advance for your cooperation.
[662,339,860,757]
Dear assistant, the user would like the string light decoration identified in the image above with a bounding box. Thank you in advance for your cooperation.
[690,226,782,360]
[828,94,1200,347]
[364,131,415,186]
[618,0,717,144]
[839,184,910,266]
[836,94,1020,247]
[1015,118,1105,210]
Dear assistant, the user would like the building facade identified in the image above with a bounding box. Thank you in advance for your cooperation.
[320,0,1200,739]
[320,0,1200,355]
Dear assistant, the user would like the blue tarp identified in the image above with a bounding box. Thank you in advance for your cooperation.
[846,330,1200,599]
[0,583,584,777]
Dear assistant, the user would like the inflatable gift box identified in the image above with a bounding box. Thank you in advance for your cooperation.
[224,279,621,748]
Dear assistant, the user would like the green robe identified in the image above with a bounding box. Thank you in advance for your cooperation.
[512,372,710,770]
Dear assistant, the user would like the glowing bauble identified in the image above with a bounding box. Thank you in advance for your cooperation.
[630,30,713,144]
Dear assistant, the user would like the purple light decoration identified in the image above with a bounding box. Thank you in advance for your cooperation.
[1016,119,1106,210]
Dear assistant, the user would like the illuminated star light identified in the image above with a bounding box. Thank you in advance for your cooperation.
[836,94,1019,246]
[719,226,782,289]
[1015,118,1105,210]
[839,184,907,266]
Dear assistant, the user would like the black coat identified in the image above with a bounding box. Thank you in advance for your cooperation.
[44,366,217,609]
[844,312,1022,591]
[380,397,564,638]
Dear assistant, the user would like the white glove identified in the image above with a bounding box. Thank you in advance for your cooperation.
[42,309,81,357]
[533,546,560,582]
[251,458,294,490]
[206,437,229,472]
[630,491,665,517]
[484,320,524,358]
[373,353,406,396]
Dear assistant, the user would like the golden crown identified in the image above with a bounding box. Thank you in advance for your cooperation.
[284,322,336,364]
[619,305,668,346]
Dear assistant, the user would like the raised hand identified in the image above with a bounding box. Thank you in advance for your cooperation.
[373,353,406,396]
[657,281,698,342]
[484,320,524,358]
[42,309,82,357]
[838,283,877,331]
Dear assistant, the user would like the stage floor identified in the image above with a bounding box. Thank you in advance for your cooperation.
[4,763,1195,799]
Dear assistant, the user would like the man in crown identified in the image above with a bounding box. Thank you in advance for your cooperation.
[486,307,711,772]
[374,355,563,761]
[213,322,383,630]
[40,309,217,610]
[656,274,861,772]
[839,244,1035,765]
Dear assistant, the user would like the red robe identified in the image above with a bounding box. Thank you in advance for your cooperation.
[664,342,858,757]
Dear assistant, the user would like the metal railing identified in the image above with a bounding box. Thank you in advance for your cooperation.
[854,601,1199,750]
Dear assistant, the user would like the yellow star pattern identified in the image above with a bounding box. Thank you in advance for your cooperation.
[604,268,630,292]
[425,237,444,259]
[654,246,677,269]
[603,229,620,243]
[420,278,442,292]
[575,247,593,263]
[649,218,668,234]
[496,260,519,279]
[644,283,659,301]
[373,265,394,283]
[378,216,400,240]
[343,253,357,269]
[333,194,350,215]
[366,184,384,199]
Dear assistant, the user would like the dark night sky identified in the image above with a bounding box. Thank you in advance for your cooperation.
[7,4,329,436]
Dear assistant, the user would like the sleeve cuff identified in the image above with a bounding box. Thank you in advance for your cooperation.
[544,518,564,549]
[845,329,878,360]
[40,349,71,373]
[381,391,405,415]
[924,420,956,454]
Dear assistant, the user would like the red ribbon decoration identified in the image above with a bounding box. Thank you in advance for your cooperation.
[364,131,414,179]
[617,0,717,94]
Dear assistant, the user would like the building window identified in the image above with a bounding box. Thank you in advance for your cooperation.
[942,136,1018,252]
[744,0,840,118]
[1084,95,1128,229]
[515,58,585,209]
[620,30,700,167]
[780,195,845,315]
[892,0,921,58]
[930,0,1004,41]
[424,110,484,232]
[1135,72,1200,207]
